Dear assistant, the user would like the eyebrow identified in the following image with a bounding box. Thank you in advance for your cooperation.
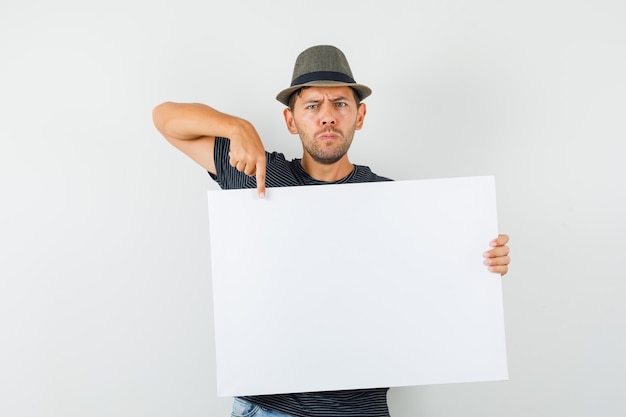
[303,95,350,104]
[329,95,350,102]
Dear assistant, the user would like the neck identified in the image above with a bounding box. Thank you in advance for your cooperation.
[300,154,354,182]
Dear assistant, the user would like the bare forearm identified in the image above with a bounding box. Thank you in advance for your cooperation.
[152,101,266,189]
[152,101,247,141]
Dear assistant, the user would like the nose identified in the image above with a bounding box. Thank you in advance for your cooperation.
[320,106,336,126]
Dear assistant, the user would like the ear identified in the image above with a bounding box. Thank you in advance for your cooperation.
[355,102,366,130]
[283,108,298,134]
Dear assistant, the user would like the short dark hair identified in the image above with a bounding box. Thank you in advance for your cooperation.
[287,87,362,110]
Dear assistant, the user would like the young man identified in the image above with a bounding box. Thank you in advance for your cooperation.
[153,45,511,417]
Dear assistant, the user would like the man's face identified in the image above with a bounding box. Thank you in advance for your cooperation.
[283,86,366,165]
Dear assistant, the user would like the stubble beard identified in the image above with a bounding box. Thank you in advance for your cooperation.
[302,126,356,165]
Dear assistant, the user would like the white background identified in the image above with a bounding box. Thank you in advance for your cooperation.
[1,0,624,416]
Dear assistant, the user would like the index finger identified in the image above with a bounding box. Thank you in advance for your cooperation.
[255,156,266,199]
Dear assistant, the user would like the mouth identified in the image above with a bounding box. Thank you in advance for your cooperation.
[318,134,338,140]
[317,129,341,140]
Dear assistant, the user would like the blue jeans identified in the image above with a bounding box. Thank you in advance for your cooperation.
[231,397,295,417]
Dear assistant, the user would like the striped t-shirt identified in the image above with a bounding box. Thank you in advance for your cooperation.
[210,137,392,417]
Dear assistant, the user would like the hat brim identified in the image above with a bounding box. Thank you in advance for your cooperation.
[276,80,372,106]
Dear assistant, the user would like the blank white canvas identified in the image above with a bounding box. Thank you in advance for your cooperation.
[207,176,507,397]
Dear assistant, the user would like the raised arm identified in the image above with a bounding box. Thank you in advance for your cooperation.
[152,102,266,197]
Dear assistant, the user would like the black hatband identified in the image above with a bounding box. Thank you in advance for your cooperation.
[291,71,356,86]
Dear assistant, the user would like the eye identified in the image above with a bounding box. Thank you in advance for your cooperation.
[335,102,347,108]
[306,104,318,110]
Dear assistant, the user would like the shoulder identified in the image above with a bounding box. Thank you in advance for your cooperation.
[351,164,393,183]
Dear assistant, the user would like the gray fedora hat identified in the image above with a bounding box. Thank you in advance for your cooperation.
[276,45,372,106]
